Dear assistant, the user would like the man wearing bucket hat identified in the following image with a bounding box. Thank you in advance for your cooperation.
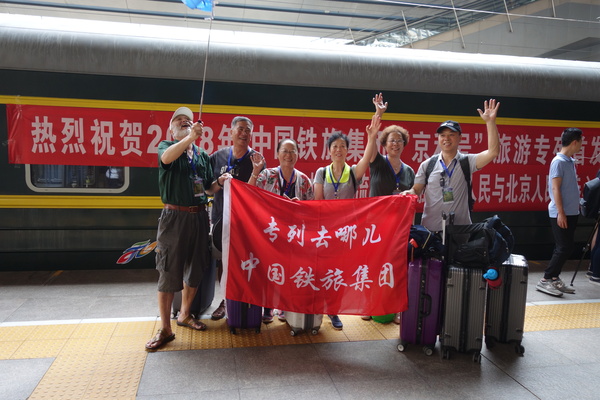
[402,99,501,232]
[145,107,226,351]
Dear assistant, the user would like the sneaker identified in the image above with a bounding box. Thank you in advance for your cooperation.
[262,308,273,323]
[276,310,286,321]
[586,270,594,277]
[328,315,343,330]
[536,279,563,297]
[551,277,576,294]
[589,276,600,285]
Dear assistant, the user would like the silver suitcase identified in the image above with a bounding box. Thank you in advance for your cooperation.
[440,265,487,363]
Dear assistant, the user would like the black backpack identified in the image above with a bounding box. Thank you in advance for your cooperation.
[425,154,474,211]
[580,177,600,219]
[447,215,513,269]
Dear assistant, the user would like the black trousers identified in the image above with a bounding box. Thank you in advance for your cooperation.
[544,215,579,279]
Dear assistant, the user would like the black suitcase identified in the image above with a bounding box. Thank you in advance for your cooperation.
[485,253,528,355]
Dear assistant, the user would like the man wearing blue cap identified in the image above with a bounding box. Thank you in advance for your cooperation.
[403,99,501,232]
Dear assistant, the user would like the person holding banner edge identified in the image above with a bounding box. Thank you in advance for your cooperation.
[313,117,379,329]
[145,107,224,351]
[359,94,416,324]
[209,116,265,321]
[250,138,314,323]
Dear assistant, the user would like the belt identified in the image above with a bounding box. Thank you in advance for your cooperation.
[164,204,200,213]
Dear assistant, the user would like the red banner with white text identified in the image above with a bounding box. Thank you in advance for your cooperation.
[7,103,600,211]
[221,179,416,316]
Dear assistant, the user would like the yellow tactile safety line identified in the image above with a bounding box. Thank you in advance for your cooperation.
[1,304,599,400]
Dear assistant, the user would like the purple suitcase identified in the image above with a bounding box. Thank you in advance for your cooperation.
[398,257,444,355]
[226,299,262,334]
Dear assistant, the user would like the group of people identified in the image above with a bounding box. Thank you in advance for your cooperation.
[145,92,587,351]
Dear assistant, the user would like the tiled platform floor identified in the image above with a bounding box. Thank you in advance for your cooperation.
[1,259,600,399]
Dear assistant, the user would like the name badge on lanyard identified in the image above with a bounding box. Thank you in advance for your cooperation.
[440,159,456,203]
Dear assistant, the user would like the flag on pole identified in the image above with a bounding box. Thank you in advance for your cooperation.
[181,0,213,12]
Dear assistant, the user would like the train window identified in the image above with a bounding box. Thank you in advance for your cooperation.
[25,165,129,193]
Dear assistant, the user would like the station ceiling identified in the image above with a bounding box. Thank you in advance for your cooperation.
[1,0,598,61]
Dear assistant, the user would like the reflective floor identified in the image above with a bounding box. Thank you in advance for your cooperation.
[1,259,599,400]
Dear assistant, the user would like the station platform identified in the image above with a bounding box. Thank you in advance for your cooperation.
[1,259,599,399]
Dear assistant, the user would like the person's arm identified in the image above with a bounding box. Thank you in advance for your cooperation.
[355,114,382,178]
[248,152,265,186]
[475,99,501,170]
[402,182,425,196]
[206,174,230,196]
[552,176,568,228]
[161,121,203,165]
[314,182,324,200]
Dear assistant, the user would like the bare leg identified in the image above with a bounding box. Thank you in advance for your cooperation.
[158,291,175,334]
[178,282,198,322]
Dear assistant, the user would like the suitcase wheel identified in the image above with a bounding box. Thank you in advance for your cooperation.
[311,329,319,335]
[515,343,525,355]
[230,327,237,335]
[290,329,298,336]
[472,352,481,363]
[397,343,406,352]
[441,348,451,360]
[423,346,434,356]
[255,328,261,334]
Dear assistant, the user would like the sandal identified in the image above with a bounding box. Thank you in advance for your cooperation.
[145,328,175,351]
[177,316,207,331]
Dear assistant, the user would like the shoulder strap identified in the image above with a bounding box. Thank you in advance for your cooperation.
[350,168,357,192]
[424,155,439,187]
[459,154,474,211]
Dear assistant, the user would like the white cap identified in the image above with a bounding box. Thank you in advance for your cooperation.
[170,107,194,122]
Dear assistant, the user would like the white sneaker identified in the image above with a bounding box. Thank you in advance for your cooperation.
[536,279,563,297]
[552,278,576,294]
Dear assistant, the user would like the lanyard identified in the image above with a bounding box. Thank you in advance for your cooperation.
[328,164,346,198]
[227,147,250,172]
[439,158,457,179]
[386,156,403,189]
[187,145,198,176]
[278,167,295,197]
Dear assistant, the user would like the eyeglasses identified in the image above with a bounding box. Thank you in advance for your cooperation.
[439,171,446,187]
[388,139,405,144]
[279,149,297,155]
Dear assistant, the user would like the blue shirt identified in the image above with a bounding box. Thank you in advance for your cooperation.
[548,153,580,217]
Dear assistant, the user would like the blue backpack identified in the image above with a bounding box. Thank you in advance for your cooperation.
[408,225,444,260]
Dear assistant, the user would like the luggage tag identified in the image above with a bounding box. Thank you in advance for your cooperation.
[193,176,205,197]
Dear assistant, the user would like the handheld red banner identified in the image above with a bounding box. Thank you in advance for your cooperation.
[222,179,416,316]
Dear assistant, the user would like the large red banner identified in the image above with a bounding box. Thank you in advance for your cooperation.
[221,179,416,316]
[7,103,600,211]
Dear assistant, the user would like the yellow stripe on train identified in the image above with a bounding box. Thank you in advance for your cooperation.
[0,195,163,209]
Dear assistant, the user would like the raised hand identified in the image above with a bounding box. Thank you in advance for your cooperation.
[477,98,500,123]
[373,92,388,116]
